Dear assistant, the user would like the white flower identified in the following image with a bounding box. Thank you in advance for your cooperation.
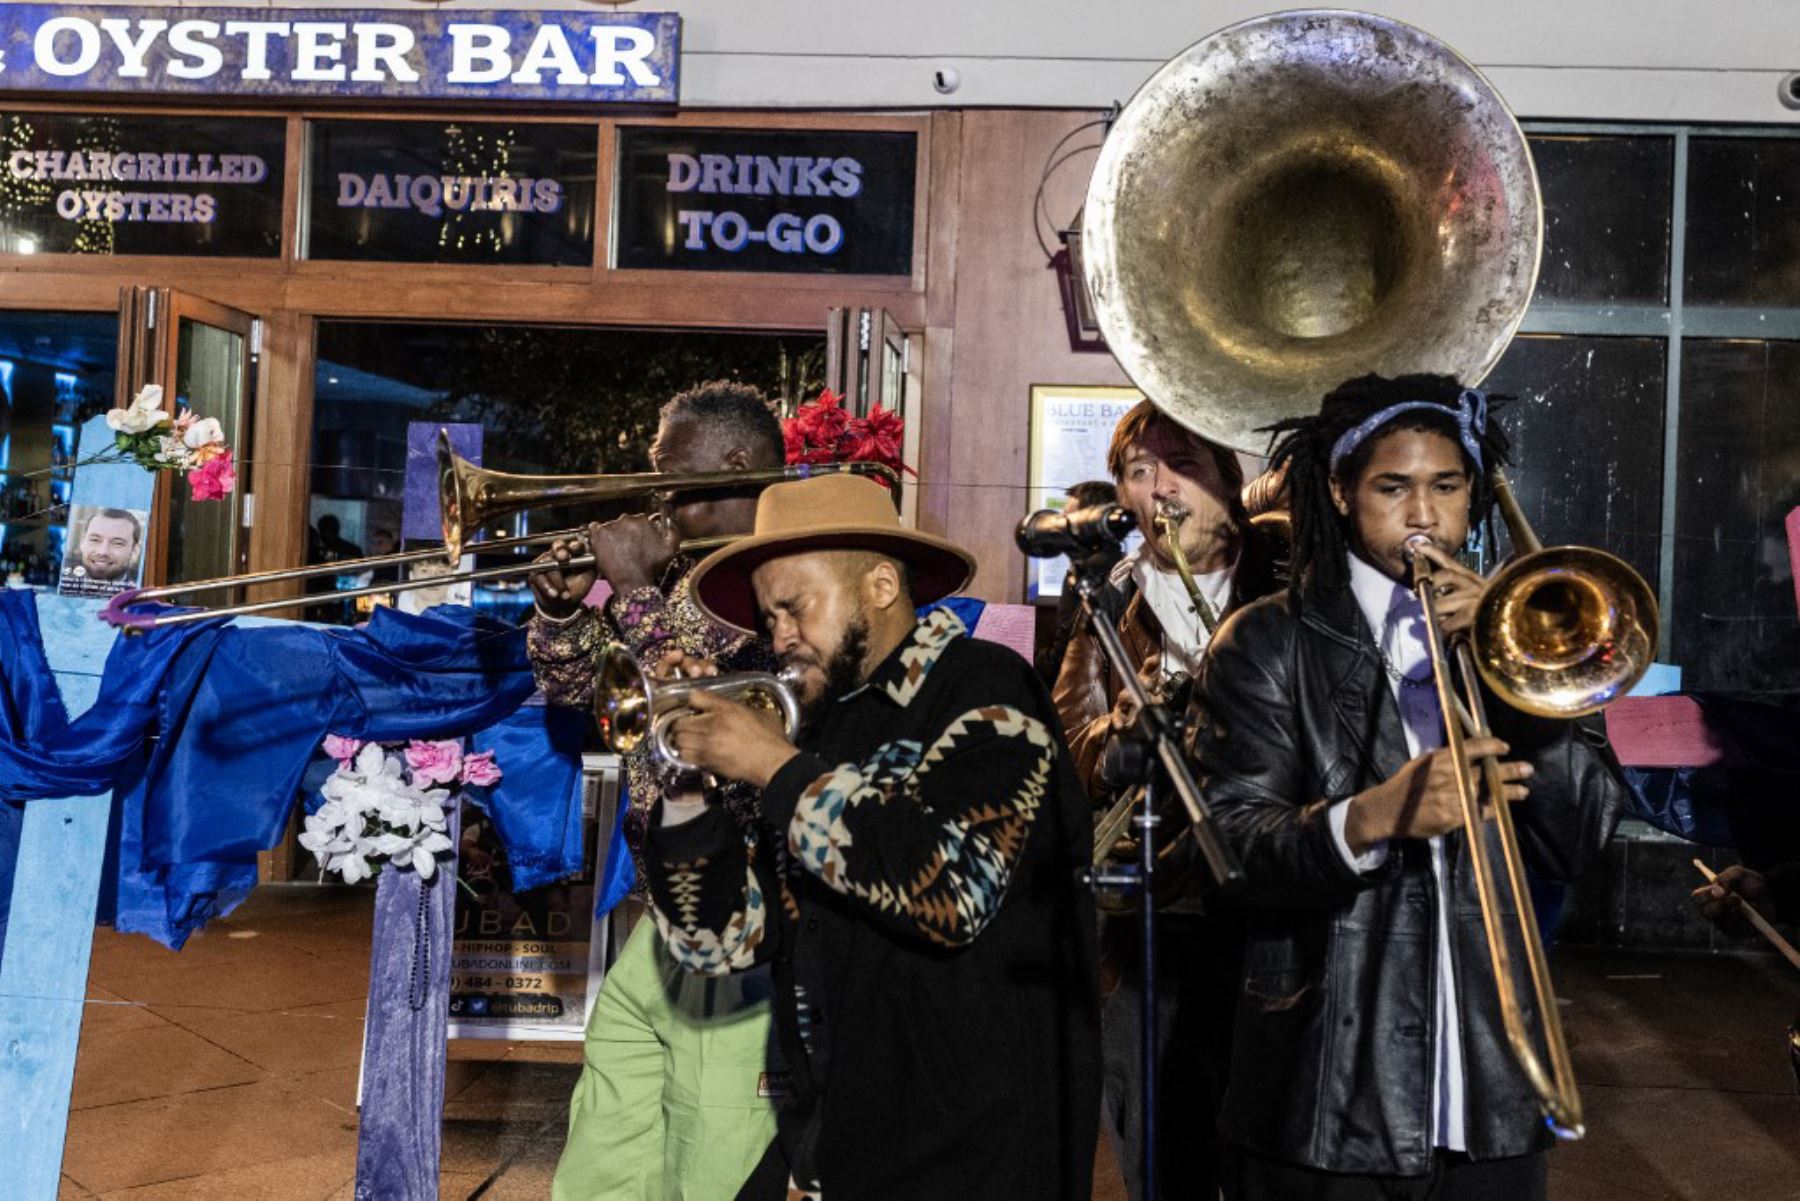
[105,384,167,435]
[152,435,191,467]
[182,416,224,449]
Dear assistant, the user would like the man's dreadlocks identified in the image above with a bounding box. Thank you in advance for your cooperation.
[1262,373,1513,598]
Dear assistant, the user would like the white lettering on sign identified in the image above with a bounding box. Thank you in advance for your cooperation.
[8,12,674,98]
[676,210,844,256]
[510,24,586,86]
[100,18,168,79]
[222,21,289,82]
[335,172,564,219]
[167,21,225,80]
[666,153,863,199]
[291,22,348,82]
[447,24,512,84]
[353,24,419,84]
[8,151,270,185]
[52,189,217,223]
[35,17,102,77]
[590,27,660,86]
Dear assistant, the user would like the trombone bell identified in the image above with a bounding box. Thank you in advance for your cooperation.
[1473,548,1658,719]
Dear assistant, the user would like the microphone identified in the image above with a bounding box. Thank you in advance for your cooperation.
[1015,505,1137,559]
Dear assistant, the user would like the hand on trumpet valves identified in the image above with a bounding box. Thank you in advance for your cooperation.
[1690,864,1778,931]
[662,688,799,790]
[529,526,600,620]
[1406,538,1485,637]
[1342,737,1533,853]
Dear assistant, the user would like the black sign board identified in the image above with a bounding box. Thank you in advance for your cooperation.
[306,118,598,266]
[0,111,284,256]
[614,127,917,275]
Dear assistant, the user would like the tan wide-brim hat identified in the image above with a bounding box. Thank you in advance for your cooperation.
[689,473,976,632]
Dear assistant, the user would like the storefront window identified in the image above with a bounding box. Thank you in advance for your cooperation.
[1481,333,1667,592]
[307,321,825,624]
[1528,134,1672,305]
[1684,137,1800,307]
[0,312,119,587]
[0,111,283,257]
[304,119,598,266]
[1672,338,1800,689]
[1516,124,1800,692]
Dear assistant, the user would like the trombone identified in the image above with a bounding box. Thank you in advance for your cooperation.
[1407,466,1657,1140]
[101,429,898,630]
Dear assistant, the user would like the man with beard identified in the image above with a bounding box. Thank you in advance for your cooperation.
[1051,401,1280,1200]
[68,507,142,582]
[1191,375,1628,1199]
[644,473,1101,1200]
[527,381,785,1200]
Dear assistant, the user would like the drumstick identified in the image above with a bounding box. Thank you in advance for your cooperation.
[1694,859,1800,972]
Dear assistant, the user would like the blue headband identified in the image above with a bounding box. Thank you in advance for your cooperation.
[1327,388,1488,475]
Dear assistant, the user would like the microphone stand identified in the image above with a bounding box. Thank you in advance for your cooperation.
[1070,563,1243,1201]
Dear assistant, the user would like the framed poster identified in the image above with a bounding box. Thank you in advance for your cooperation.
[1024,385,1142,600]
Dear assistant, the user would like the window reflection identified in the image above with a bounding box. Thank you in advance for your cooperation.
[307,322,825,626]
[0,312,119,589]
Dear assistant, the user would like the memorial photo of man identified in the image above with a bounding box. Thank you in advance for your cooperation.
[59,506,146,596]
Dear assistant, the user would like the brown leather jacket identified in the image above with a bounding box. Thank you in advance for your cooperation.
[1052,531,1282,800]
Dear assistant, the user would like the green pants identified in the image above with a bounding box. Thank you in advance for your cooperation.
[552,919,778,1201]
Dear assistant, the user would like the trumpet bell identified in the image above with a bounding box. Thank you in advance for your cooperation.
[1473,547,1658,719]
[1082,10,1542,451]
[596,646,655,755]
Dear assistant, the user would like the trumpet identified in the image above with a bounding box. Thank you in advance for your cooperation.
[100,431,898,631]
[594,645,802,772]
[1404,466,1657,1140]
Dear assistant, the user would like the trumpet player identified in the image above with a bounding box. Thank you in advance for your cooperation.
[1051,398,1280,1200]
[1192,375,1628,1199]
[527,381,787,1201]
[641,474,1101,1200]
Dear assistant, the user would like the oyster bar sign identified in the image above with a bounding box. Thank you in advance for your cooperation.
[0,6,679,103]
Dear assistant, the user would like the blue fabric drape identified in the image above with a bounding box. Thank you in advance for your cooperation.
[0,593,588,949]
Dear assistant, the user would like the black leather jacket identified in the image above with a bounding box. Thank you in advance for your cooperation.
[1189,582,1626,1176]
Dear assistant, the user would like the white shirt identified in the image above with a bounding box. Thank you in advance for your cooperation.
[1327,552,1467,1152]
[1127,549,1234,678]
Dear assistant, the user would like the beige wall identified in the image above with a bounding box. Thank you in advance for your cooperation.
[917,110,1130,604]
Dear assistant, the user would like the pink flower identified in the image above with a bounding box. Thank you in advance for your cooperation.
[187,448,237,501]
[460,750,502,787]
[322,733,363,764]
[405,739,464,785]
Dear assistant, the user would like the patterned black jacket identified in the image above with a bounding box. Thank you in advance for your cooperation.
[644,608,1101,1199]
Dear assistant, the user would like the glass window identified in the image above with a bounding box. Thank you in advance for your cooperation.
[1480,333,1667,593]
[305,119,598,266]
[0,312,120,588]
[1684,137,1800,307]
[1671,338,1800,690]
[0,111,284,257]
[1527,134,1672,305]
[306,322,826,625]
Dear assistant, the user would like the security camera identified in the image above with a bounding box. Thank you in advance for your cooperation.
[1781,72,1800,111]
[932,67,961,95]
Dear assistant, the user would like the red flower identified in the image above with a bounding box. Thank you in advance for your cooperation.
[795,390,849,447]
[839,405,915,477]
[782,420,809,464]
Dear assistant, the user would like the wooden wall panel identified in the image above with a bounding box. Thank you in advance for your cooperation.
[941,110,1130,603]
